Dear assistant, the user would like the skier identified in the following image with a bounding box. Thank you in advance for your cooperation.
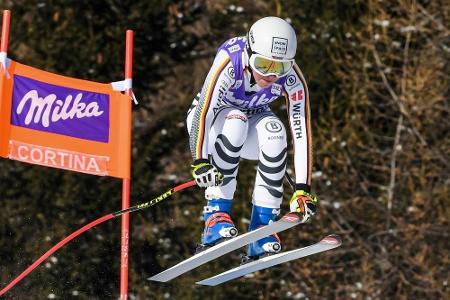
[186,16,318,260]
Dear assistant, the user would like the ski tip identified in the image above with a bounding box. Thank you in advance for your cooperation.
[320,234,342,246]
[280,212,302,223]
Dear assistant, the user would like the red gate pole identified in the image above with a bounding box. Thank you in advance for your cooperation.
[1,9,11,77]
[0,10,11,154]
[120,29,133,300]
[1,10,10,52]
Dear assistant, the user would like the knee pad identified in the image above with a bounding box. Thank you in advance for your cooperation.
[220,110,249,147]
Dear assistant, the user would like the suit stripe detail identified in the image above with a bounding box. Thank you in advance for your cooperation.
[257,148,287,197]
[217,134,243,153]
[258,158,287,174]
[266,186,283,198]
[212,133,243,187]
[293,65,312,185]
[195,57,231,158]
[215,143,240,165]
[258,170,284,187]
[212,156,239,175]
[261,148,287,163]
[222,177,234,185]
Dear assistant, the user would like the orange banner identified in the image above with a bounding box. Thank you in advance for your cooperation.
[0,60,131,179]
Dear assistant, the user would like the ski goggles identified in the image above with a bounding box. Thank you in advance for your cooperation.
[249,54,294,77]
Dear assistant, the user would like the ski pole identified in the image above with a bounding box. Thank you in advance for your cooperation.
[285,172,295,190]
[0,179,197,296]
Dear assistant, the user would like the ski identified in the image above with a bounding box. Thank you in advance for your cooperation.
[148,212,303,282]
[196,234,342,286]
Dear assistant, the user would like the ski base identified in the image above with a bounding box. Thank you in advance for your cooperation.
[196,234,342,286]
[148,213,303,282]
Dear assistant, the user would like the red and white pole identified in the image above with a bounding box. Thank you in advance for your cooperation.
[0,9,11,77]
[120,29,133,300]
[1,10,10,52]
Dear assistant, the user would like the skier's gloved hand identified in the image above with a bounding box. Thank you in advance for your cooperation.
[289,189,318,223]
[191,159,224,188]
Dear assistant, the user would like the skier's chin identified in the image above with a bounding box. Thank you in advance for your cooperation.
[257,79,274,88]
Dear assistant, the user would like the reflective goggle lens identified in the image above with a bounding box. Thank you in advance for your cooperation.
[252,56,293,77]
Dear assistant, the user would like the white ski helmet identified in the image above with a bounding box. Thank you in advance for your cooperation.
[246,17,297,76]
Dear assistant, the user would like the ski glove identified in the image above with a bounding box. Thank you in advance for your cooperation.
[191,159,224,188]
[289,189,318,223]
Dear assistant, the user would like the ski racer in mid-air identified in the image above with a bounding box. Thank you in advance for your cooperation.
[186,16,318,261]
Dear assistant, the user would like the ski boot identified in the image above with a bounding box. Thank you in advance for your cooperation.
[196,198,238,253]
[242,205,281,264]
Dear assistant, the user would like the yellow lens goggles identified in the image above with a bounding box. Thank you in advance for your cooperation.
[250,54,294,77]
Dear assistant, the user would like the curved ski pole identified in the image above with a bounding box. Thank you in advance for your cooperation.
[284,172,295,190]
[0,180,197,296]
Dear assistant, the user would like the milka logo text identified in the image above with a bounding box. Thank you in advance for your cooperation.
[16,90,104,127]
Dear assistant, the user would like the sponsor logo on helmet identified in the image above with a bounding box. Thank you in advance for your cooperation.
[249,30,255,44]
[272,37,288,55]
